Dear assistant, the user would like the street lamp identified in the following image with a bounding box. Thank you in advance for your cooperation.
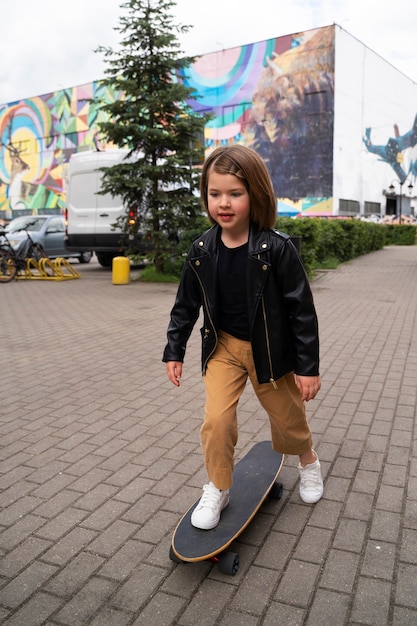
[388,178,414,223]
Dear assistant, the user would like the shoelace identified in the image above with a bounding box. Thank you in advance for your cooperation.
[300,464,321,487]
[198,484,222,510]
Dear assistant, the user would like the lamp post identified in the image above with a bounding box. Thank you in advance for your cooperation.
[389,178,414,223]
[408,181,414,217]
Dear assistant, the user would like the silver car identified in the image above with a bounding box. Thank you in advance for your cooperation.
[5,215,92,263]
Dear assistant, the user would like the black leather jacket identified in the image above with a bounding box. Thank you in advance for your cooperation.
[163,223,319,385]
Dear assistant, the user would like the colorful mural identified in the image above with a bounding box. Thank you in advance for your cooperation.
[0,26,335,221]
[0,83,122,220]
[182,26,335,213]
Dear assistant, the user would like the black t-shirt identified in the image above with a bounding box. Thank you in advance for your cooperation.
[217,238,250,341]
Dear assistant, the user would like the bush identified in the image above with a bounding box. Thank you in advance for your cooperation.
[276,217,319,276]
[276,218,392,277]
[383,224,416,245]
[314,219,345,263]
[152,217,415,282]
[161,215,211,278]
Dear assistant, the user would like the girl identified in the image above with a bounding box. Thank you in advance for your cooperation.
[163,145,323,530]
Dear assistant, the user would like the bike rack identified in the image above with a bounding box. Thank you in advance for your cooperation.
[16,257,81,280]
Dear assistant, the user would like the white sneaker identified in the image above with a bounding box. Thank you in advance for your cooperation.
[298,451,324,504]
[191,482,229,530]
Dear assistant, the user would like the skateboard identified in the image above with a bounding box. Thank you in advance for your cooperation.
[170,441,284,575]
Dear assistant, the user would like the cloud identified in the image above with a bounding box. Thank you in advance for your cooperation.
[0,0,415,104]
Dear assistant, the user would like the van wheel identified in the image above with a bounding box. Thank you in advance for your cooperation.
[96,252,115,268]
[78,252,92,264]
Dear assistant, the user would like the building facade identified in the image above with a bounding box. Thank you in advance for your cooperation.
[1,24,416,221]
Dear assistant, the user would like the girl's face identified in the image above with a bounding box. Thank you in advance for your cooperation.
[207,170,251,238]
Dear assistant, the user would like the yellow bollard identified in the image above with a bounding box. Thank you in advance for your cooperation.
[112,256,130,285]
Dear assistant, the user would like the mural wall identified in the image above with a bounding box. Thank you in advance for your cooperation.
[183,26,335,215]
[332,26,417,218]
[0,26,336,221]
[0,83,122,220]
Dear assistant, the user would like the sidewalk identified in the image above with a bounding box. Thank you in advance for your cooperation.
[0,245,416,625]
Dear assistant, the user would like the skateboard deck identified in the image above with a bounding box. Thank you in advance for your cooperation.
[170,441,284,574]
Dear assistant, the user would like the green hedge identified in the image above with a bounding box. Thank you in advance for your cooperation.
[163,217,416,280]
[276,218,416,277]
[383,224,417,245]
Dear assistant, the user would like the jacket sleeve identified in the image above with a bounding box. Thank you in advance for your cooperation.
[162,254,203,364]
[275,239,320,376]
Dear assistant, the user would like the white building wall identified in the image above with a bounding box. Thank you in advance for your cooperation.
[334,25,417,216]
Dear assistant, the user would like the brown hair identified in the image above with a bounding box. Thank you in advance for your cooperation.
[200,145,277,229]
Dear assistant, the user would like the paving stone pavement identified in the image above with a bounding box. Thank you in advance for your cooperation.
[0,244,416,626]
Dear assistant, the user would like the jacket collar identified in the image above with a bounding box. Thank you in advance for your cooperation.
[196,223,272,256]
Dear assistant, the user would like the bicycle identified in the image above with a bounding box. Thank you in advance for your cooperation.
[0,224,50,283]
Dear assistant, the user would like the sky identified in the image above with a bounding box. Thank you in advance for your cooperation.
[1,0,416,105]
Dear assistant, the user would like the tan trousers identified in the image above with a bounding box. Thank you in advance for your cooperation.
[201,331,313,490]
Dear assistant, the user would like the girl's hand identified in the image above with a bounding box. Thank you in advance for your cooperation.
[166,361,183,387]
[294,374,321,402]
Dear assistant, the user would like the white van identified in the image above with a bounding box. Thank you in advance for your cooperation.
[65,149,149,267]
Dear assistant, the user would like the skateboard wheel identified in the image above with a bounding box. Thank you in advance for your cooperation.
[169,545,185,564]
[217,551,239,576]
[269,481,283,499]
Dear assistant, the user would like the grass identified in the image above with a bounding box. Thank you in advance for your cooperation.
[137,265,179,283]
[313,256,340,271]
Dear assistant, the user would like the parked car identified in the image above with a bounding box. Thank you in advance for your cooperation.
[5,215,93,263]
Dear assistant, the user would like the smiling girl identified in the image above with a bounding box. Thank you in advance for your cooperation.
[163,145,323,530]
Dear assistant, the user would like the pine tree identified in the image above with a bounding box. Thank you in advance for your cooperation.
[95,0,208,273]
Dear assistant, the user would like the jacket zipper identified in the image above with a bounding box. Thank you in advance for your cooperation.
[257,249,277,389]
[261,294,277,389]
[190,261,218,372]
